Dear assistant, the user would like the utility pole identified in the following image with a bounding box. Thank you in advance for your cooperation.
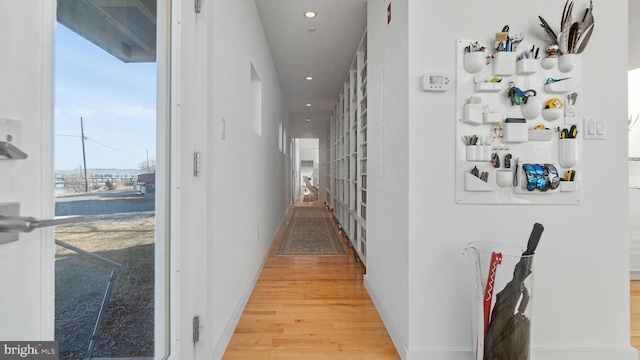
[80,117,88,192]
[146,149,150,172]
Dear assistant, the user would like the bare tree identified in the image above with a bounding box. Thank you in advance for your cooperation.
[138,159,156,173]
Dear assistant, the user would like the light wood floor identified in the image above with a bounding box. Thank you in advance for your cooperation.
[222,203,640,356]
[631,281,640,350]
[222,202,400,359]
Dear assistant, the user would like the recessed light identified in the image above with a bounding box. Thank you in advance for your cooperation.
[306,118,312,122]
[305,103,311,107]
[304,11,317,18]
[305,76,313,80]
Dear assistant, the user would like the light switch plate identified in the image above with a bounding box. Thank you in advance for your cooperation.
[584,117,606,140]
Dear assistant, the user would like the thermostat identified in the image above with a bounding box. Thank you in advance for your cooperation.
[422,73,451,91]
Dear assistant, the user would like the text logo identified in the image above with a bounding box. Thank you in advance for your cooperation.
[0,342,58,359]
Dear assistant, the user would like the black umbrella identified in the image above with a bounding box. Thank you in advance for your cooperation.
[484,223,544,360]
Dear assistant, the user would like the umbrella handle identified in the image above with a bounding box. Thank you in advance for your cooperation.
[484,252,503,337]
[517,286,530,313]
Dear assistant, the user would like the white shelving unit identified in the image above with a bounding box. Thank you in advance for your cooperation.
[325,30,367,265]
[356,33,367,262]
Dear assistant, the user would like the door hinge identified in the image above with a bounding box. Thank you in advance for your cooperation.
[193,316,200,343]
[193,152,201,177]
[194,0,201,13]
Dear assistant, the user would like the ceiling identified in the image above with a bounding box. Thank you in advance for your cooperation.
[255,0,367,127]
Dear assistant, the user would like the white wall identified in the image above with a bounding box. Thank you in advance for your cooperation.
[628,68,640,156]
[200,0,290,357]
[0,1,56,340]
[365,0,411,357]
[363,0,637,359]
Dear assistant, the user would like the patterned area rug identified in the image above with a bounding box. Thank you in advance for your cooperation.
[277,206,345,256]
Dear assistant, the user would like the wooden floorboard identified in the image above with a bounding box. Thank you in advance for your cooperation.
[631,281,640,351]
[223,202,400,359]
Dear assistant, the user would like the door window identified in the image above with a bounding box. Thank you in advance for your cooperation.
[54,1,162,358]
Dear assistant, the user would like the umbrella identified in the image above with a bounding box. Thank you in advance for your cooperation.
[484,223,544,360]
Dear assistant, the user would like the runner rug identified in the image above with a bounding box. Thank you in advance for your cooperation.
[277,206,345,256]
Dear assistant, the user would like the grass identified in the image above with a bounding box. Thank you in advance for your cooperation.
[55,218,155,359]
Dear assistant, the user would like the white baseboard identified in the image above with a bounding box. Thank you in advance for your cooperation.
[363,274,409,359]
[531,347,638,360]
[396,347,637,360]
[631,271,640,280]
[211,204,294,359]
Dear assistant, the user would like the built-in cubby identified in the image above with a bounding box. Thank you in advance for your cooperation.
[326,30,367,265]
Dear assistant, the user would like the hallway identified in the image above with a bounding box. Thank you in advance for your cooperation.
[222,202,399,359]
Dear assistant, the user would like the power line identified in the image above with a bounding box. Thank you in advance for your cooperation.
[85,137,147,155]
[57,133,147,155]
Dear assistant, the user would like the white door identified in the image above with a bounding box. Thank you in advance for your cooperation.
[0,1,58,340]
[0,3,192,359]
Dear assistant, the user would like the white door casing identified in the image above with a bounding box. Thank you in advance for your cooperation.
[0,1,57,340]
[165,0,204,358]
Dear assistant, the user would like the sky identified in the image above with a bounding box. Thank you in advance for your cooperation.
[54,24,157,171]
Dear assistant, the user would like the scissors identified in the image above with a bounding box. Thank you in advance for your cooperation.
[561,125,578,139]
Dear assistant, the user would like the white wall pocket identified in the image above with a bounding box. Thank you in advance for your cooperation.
[492,51,517,76]
[544,78,577,93]
[483,109,502,124]
[542,107,563,121]
[558,54,577,73]
[464,97,483,125]
[464,51,487,74]
[475,81,505,92]
[528,129,554,141]
[521,97,542,119]
[503,118,528,142]
[558,138,578,167]
[517,58,539,75]
[464,172,495,192]
[496,169,513,187]
[456,39,582,204]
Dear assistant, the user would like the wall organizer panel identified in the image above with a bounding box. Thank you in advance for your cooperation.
[455,39,582,204]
